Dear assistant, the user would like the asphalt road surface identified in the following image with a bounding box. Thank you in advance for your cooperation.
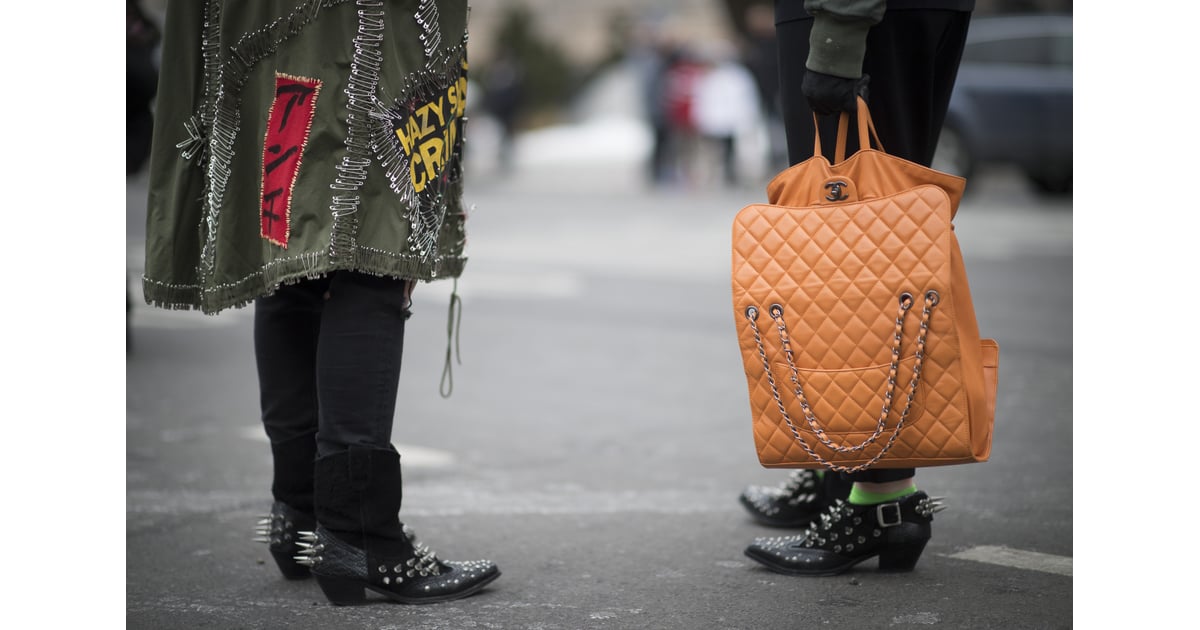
[127,154,1072,629]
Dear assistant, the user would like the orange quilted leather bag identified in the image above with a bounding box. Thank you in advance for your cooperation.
[731,98,998,472]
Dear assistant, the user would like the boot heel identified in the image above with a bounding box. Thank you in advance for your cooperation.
[878,539,927,572]
[270,549,310,580]
[315,576,367,605]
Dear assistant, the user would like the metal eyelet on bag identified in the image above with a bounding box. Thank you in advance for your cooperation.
[745,305,759,321]
[899,293,913,309]
[769,303,784,318]
[925,290,940,306]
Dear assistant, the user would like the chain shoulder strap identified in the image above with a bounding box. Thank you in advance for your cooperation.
[743,291,938,473]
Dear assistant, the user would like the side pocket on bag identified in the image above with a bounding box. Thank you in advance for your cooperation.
[976,339,999,461]
[767,355,927,443]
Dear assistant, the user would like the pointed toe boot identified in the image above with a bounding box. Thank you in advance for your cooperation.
[298,525,500,605]
[744,491,945,576]
[738,469,846,528]
[306,445,500,605]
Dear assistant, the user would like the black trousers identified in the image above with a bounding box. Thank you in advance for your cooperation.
[776,9,970,167]
[254,272,412,460]
[775,9,971,484]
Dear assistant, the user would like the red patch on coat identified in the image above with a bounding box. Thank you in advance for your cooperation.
[260,73,321,247]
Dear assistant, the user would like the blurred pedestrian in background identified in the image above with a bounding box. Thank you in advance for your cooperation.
[481,47,526,172]
[126,0,159,176]
[739,0,973,576]
[659,43,706,186]
[142,0,499,605]
[741,2,788,175]
[632,26,675,187]
[127,0,160,353]
[692,42,760,188]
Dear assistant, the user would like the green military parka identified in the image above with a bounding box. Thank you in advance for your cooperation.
[143,0,470,314]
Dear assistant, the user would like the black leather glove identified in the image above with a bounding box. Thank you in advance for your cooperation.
[801,70,870,114]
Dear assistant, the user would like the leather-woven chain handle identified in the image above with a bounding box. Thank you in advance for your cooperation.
[811,96,886,164]
[743,290,938,473]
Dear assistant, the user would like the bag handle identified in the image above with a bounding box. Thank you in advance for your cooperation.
[741,290,938,473]
[811,95,885,164]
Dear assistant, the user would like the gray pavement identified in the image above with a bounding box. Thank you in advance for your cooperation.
[127,155,1072,629]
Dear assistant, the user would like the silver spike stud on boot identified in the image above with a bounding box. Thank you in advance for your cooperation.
[915,496,947,518]
[293,532,323,568]
[254,501,316,579]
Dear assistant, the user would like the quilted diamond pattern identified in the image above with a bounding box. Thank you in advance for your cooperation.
[732,173,996,470]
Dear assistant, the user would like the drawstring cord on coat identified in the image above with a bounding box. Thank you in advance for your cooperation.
[440,278,462,398]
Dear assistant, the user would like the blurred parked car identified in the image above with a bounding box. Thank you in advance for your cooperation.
[932,14,1072,194]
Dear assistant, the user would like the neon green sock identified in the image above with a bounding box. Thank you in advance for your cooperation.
[848,484,917,506]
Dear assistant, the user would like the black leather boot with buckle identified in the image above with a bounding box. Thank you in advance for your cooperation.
[738,470,852,528]
[744,490,945,576]
[300,445,500,605]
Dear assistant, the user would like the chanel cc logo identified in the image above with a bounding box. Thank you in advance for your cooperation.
[824,180,849,202]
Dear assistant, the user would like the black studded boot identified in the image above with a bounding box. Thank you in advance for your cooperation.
[744,490,945,576]
[254,433,318,579]
[255,501,317,579]
[738,470,852,528]
[299,445,500,605]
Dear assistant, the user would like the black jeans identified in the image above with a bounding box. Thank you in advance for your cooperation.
[254,272,412,458]
[776,10,970,168]
[775,9,971,484]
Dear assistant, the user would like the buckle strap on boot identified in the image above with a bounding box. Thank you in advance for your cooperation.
[876,502,902,527]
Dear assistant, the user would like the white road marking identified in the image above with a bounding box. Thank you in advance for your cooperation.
[386,443,456,469]
[236,427,456,469]
[944,545,1072,577]
[892,612,941,625]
